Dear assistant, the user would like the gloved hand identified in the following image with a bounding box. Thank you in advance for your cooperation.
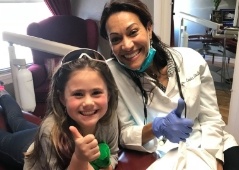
[90,142,111,170]
[152,98,194,143]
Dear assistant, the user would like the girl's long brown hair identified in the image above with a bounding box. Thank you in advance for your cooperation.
[25,57,118,169]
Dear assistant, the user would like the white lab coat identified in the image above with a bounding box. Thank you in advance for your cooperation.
[107,47,238,162]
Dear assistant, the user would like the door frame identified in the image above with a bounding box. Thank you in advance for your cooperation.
[153,0,172,46]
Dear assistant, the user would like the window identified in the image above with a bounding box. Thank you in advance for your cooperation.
[0,1,52,71]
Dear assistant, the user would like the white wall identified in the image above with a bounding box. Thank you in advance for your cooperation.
[71,0,109,58]
[71,0,107,21]
[71,0,153,22]
[154,0,172,45]
[226,36,239,143]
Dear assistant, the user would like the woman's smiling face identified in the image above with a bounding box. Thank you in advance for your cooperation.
[105,11,152,70]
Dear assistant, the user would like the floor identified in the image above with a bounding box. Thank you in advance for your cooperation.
[216,89,231,124]
[204,54,235,124]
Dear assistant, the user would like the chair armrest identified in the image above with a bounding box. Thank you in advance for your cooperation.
[115,148,158,170]
[22,110,42,125]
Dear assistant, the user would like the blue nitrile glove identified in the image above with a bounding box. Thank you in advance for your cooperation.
[152,98,194,143]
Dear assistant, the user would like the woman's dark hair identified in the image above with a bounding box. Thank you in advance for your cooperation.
[100,0,172,105]
[100,0,152,40]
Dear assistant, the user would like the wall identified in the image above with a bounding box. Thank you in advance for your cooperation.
[154,0,172,45]
[71,0,152,22]
[226,41,239,143]
[174,0,236,48]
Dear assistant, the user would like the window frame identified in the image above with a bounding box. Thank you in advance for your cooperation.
[0,0,43,2]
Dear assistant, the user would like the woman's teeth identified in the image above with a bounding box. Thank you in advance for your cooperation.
[124,51,140,59]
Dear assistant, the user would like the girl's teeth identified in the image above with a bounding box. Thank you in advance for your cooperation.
[81,111,95,116]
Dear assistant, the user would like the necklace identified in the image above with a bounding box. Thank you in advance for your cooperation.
[156,81,167,92]
[146,67,168,93]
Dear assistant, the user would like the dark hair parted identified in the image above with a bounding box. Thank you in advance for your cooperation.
[25,56,118,169]
[100,0,152,40]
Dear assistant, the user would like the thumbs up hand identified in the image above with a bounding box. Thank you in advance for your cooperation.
[69,126,100,162]
[152,98,194,143]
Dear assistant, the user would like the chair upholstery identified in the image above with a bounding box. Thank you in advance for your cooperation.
[26,15,99,117]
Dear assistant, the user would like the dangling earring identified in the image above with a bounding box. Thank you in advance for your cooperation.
[150,39,153,48]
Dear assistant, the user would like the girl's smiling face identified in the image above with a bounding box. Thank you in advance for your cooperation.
[60,68,109,134]
[106,11,152,70]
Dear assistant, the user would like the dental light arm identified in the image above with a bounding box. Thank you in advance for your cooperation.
[178,12,239,46]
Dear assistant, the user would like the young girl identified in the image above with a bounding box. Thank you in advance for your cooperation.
[24,49,119,170]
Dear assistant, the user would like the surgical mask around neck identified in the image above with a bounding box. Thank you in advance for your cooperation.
[137,46,156,72]
[116,46,156,72]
